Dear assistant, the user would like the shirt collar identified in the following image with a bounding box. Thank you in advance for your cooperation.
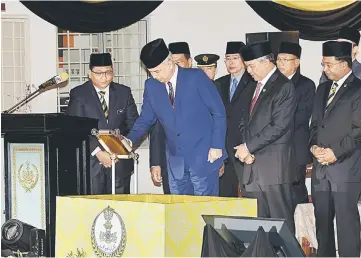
[259,66,277,85]
[168,65,178,86]
[288,72,296,80]
[334,70,352,87]
[93,84,110,93]
[231,69,245,83]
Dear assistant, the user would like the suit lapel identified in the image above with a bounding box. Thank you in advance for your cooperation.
[222,74,231,103]
[88,82,108,124]
[291,69,300,88]
[231,72,250,103]
[248,70,279,123]
[107,83,118,128]
[324,74,355,117]
[174,66,184,114]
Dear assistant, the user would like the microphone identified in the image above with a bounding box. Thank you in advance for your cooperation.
[38,72,69,89]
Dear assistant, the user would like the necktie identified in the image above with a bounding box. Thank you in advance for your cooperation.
[167,81,175,108]
[250,82,262,113]
[230,78,238,101]
[98,91,109,119]
[326,82,338,107]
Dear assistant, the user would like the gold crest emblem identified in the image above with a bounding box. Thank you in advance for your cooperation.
[91,206,126,257]
[202,55,209,63]
[18,160,39,192]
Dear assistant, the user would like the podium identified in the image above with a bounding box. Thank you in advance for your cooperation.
[1,113,98,256]
[55,194,257,257]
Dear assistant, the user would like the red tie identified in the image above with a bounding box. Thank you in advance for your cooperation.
[250,82,262,113]
[167,81,175,108]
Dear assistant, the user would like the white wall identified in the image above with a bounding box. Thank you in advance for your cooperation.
[148,1,360,84]
[3,1,58,113]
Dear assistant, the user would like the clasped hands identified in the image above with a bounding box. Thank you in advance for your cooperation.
[234,144,255,164]
[311,145,337,166]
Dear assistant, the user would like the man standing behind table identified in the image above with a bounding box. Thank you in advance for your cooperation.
[67,53,139,194]
[235,41,297,233]
[276,41,316,211]
[216,41,253,197]
[127,38,227,196]
[310,41,361,257]
[149,41,192,194]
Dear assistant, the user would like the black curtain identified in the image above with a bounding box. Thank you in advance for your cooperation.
[246,1,361,41]
[21,1,163,33]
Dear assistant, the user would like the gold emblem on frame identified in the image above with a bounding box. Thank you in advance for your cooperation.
[17,160,39,192]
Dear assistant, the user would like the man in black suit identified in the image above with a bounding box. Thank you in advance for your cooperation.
[67,53,139,194]
[148,42,192,193]
[235,41,297,233]
[310,41,361,257]
[319,26,361,84]
[277,42,315,211]
[216,41,253,197]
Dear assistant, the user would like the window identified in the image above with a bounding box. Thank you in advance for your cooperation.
[1,16,30,112]
[56,20,148,113]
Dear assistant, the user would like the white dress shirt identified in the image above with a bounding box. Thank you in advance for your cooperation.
[165,65,178,95]
[91,84,110,157]
[332,70,352,96]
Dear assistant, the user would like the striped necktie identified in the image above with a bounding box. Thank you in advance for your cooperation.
[326,82,338,107]
[167,81,175,108]
[250,82,262,113]
[230,78,238,101]
[98,91,109,119]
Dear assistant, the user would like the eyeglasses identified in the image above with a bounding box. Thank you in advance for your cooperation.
[276,58,296,63]
[225,56,241,62]
[321,62,342,69]
[91,70,113,77]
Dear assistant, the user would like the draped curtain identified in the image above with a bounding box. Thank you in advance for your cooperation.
[246,1,361,41]
[21,1,163,33]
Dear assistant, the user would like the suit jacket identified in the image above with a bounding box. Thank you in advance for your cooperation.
[241,69,297,186]
[215,72,253,183]
[216,72,253,149]
[67,81,139,178]
[319,59,361,84]
[291,70,316,167]
[127,66,227,179]
[149,120,166,168]
[309,73,361,184]
[149,80,223,169]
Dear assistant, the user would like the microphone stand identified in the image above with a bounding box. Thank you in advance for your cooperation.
[2,87,44,114]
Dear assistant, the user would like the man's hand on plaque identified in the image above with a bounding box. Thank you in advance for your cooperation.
[208,148,222,163]
[150,166,162,186]
[96,151,112,168]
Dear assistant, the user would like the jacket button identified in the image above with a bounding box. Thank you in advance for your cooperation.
[177,133,181,136]
[321,125,325,128]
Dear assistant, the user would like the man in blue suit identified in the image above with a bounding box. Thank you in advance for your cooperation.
[126,38,227,196]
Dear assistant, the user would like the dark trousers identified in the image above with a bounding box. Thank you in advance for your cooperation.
[161,165,171,194]
[291,165,309,212]
[244,181,295,234]
[91,168,132,194]
[219,162,239,197]
[312,178,361,257]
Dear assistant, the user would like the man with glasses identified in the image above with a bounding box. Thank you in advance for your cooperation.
[67,53,139,194]
[310,41,361,257]
[277,42,315,211]
[215,42,253,197]
[319,26,361,83]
